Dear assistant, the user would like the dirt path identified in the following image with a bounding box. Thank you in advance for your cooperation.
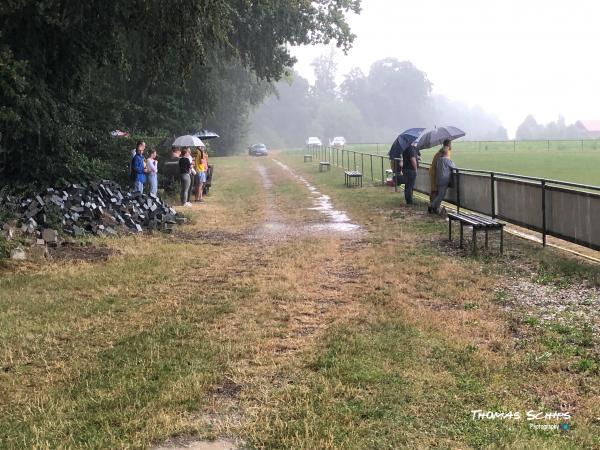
[157,158,372,449]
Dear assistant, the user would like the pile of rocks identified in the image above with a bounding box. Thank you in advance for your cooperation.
[1,180,180,239]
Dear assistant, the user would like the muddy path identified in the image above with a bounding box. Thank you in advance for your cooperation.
[156,158,371,450]
[250,159,361,240]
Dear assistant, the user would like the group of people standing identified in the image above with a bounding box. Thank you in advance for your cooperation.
[130,140,209,207]
[396,139,456,214]
[172,146,208,206]
[131,140,159,195]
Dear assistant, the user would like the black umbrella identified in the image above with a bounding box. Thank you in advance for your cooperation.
[194,129,220,140]
[412,126,465,150]
[388,128,425,159]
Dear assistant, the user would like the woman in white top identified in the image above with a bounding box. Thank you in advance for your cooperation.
[147,149,159,195]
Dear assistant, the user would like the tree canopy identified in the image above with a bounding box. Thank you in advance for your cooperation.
[0,0,361,186]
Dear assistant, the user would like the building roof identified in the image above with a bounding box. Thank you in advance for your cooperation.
[578,120,600,132]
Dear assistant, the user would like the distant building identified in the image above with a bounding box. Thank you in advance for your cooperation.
[576,120,600,138]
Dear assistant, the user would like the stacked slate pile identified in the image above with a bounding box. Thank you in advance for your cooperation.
[1,180,178,236]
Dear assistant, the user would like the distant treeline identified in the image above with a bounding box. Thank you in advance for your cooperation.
[249,55,508,148]
[515,115,594,140]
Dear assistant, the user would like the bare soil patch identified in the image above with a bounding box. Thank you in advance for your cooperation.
[48,242,116,262]
[172,230,249,245]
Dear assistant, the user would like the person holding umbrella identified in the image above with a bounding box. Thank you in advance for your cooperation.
[388,128,424,185]
[412,126,465,208]
[428,141,452,213]
[401,143,419,205]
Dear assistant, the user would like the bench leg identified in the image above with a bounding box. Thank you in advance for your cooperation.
[500,228,504,255]
[459,223,464,248]
[485,230,489,249]
[472,228,478,255]
[448,218,452,241]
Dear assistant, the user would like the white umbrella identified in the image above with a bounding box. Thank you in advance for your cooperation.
[172,135,204,147]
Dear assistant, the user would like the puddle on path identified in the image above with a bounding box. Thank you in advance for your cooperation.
[154,438,237,450]
[273,160,360,233]
[253,161,361,239]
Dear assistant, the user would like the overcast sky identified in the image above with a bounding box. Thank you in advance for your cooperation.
[291,0,600,138]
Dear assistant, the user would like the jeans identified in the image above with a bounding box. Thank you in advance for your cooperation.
[180,173,191,204]
[195,171,207,183]
[148,173,158,195]
[403,169,417,204]
[134,180,144,193]
[431,183,448,212]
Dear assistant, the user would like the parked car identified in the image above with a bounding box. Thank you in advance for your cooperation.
[306,137,322,146]
[248,143,268,156]
[330,136,346,148]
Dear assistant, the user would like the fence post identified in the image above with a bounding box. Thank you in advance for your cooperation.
[370,154,373,180]
[456,168,461,213]
[541,179,547,247]
[361,153,364,174]
[547,140,550,152]
[490,172,496,218]
[353,151,356,170]
[381,157,385,186]
[514,140,516,152]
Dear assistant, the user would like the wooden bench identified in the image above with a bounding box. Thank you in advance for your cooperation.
[319,161,331,172]
[344,170,363,187]
[447,212,504,255]
[303,154,313,163]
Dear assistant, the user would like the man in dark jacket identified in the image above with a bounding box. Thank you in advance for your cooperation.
[401,144,419,204]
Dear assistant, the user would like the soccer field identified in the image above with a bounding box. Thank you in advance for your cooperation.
[344,140,600,186]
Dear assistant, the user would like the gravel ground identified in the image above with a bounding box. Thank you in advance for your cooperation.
[498,276,600,335]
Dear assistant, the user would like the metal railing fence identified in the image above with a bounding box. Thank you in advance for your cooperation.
[304,144,600,251]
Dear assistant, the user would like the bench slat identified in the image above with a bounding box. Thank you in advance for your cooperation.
[460,213,499,226]
[448,212,503,228]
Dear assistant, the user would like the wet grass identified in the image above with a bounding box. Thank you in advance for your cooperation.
[1,153,599,448]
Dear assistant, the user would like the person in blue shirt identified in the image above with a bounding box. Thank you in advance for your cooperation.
[131,141,147,193]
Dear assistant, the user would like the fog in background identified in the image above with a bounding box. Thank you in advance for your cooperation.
[250,0,600,146]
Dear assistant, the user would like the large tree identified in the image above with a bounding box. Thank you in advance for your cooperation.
[0,0,361,186]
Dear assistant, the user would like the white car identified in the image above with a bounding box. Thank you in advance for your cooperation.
[330,136,346,148]
[306,137,322,146]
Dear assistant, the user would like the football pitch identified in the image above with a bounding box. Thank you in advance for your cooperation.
[344,140,600,186]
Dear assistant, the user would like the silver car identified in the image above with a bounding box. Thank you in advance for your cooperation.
[249,143,268,156]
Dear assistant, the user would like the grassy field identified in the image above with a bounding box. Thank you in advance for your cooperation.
[1,154,599,448]
[340,141,600,186]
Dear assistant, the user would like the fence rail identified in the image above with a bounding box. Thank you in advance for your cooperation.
[305,145,600,252]
[342,138,600,155]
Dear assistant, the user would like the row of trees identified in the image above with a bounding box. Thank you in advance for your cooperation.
[249,53,507,147]
[515,115,591,140]
[0,0,361,187]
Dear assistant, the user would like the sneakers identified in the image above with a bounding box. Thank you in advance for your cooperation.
[183,202,193,207]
